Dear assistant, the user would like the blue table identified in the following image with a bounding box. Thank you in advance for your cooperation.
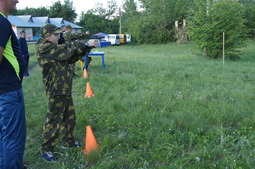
[84,52,105,69]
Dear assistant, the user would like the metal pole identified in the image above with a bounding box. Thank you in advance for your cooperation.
[119,7,122,34]
[223,32,225,65]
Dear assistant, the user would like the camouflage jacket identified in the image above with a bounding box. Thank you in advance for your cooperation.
[35,38,90,96]
[64,32,88,42]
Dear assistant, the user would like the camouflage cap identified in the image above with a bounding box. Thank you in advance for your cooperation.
[39,24,61,37]
[65,25,73,30]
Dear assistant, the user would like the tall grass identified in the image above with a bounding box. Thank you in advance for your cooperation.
[23,41,255,168]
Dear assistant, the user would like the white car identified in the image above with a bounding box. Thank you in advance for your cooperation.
[107,34,120,45]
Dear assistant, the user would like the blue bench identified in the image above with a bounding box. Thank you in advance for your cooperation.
[84,52,105,69]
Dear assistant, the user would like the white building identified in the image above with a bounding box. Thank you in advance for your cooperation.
[8,15,83,41]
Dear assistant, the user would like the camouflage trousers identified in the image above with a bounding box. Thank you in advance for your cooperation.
[41,95,76,152]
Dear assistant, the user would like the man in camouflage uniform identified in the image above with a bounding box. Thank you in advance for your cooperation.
[64,24,88,42]
[35,23,97,162]
[83,30,92,69]
[64,25,93,70]
[64,25,90,75]
[58,25,66,44]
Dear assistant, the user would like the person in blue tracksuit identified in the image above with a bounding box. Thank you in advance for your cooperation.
[0,0,26,168]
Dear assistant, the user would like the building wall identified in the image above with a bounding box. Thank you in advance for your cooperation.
[12,25,33,41]
[11,25,18,35]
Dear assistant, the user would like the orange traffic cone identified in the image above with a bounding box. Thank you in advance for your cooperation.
[83,69,88,78]
[84,126,98,155]
[84,82,95,98]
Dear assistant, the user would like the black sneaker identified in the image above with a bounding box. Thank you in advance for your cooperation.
[40,151,57,163]
[61,141,81,149]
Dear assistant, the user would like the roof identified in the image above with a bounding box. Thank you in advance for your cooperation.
[8,15,82,29]
[33,17,50,24]
[95,32,108,36]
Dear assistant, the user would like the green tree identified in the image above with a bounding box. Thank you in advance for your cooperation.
[121,0,140,42]
[79,11,118,34]
[78,1,119,34]
[79,12,105,33]
[49,0,77,22]
[91,0,118,19]
[122,0,194,44]
[238,0,255,39]
[138,0,175,43]
[188,0,245,59]
[13,7,50,16]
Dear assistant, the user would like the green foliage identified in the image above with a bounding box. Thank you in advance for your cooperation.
[238,0,255,39]
[14,0,77,22]
[123,0,137,14]
[122,0,194,44]
[90,0,118,20]
[124,14,173,44]
[49,0,77,22]
[78,1,119,34]
[188,0,245,59]
[134,0,176,43]
[13,7,50,16]
[121,0,140,41]
[78,11,119,34]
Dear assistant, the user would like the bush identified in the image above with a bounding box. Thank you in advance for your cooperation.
[187,0,245,60]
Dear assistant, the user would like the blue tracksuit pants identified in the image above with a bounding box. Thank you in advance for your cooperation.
[0,89,26,169]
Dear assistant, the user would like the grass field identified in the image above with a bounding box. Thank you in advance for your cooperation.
[23,41,255,168]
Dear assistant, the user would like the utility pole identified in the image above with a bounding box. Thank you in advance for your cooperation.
[206,0,210,15]
[119,7,122,34]
[223,32,225,65]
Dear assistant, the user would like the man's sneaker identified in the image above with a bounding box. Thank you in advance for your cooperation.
[61,141,81,149]
[40,151,57,163]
